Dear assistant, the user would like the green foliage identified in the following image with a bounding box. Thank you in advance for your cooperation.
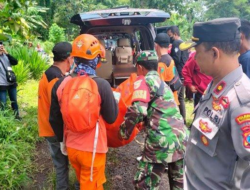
[0,1,48,40]
[0,109,38,188]
[12,60,31,84]
[28,51,49,79]
[0,79,40,189]
[49,23,66,44]
[7,46,49,81]
[43,41,54,54]
[205,0,250,20]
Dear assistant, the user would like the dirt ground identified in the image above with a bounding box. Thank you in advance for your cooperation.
[29,133,169,190]
[26,140,54,190]
[105,133,170,190]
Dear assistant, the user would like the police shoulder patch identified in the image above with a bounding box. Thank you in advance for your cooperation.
[132,76,150,103]
[235,113,250,125]
[241,126,250,148]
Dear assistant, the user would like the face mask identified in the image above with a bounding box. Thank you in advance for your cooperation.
[70,62,75,71]
[170,37,174,43]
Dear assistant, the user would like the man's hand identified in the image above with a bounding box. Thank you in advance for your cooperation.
[0,45,8,55]
[189,85,197,93]
[119,122,128,140]
[60,142,68,156]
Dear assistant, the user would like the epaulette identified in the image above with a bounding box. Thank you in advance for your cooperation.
[234,74,250,105]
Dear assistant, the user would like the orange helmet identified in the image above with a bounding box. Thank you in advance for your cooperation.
[71,34,105,60]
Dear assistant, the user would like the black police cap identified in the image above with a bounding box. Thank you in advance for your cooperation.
[180,17,241,51]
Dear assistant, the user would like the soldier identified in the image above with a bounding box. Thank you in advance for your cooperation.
[119,50,188,190]
[179,18,250,189]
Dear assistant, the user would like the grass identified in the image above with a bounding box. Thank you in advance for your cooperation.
[0,80,40,189]
[185,99,195,126]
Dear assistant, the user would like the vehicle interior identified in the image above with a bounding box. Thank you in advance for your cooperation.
[70,7,170,87]
[86,25,156,86]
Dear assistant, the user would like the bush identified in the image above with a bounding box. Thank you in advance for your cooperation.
[6,46,49,80]
[43,41,55,54]
[27,49,49,79]
[12,60,30,84]
[0,108,38,189]
[49,23,66,44]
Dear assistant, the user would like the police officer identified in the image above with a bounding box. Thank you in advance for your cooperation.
[119,50,188,190]
[179,18,250,189]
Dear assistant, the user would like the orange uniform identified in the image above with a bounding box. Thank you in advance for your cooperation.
[50,75,118,190]
[49,34,118,190]
[38,66,64,137]
[158,54,179,105]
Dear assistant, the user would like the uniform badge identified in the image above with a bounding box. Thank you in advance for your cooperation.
[134,80,142,89]
[235,113,250,125]
[193,117,219,140]
[199,119,212,133]
[76,40,83,48]
[213,81,226,95]
[212,96,221,111]
[219,96,229,109]
[212,101,221,111]
[241,126,250,148]
[131,76,150,103]
[201,135,209,146]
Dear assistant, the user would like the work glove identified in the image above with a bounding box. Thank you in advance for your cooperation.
[60,142,68,156]
[113,91,121,104]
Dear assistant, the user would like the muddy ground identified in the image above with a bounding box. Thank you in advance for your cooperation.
[25,140,54,190]
[30,133,169,190]
[105,132,169,190]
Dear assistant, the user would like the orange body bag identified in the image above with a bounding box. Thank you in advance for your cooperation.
[106,73,140,148]
[60,75,101,133]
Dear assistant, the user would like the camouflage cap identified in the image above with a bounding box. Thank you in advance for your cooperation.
[136,50,158,62]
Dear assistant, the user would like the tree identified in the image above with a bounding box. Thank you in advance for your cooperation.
[48,23,65,44]
[0,0,47,40]
[205,0,250,20]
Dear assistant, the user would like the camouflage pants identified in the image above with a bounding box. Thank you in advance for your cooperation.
[134,161,165,190]
[168,159,183,190]
[134,159,184,190]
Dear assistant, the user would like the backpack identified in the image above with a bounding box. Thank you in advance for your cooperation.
[60,75,101,133]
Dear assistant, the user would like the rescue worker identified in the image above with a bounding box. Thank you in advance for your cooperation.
[154,32,180,105]
[49,34,118,190]
[179,18,250,189]
[38,42,74,190]
[119,50,188,190]
[239,19,250,78]
[167,26,189,124]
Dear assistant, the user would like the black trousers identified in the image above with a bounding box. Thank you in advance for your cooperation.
[194,92,203,107]
[178,84,186,124]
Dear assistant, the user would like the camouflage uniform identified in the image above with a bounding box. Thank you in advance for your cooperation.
[120,51,188,190]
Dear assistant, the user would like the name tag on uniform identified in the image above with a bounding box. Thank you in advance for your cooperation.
[193,117,219,140]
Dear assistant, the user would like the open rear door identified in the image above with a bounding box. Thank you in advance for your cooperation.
[71,8,170,33]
